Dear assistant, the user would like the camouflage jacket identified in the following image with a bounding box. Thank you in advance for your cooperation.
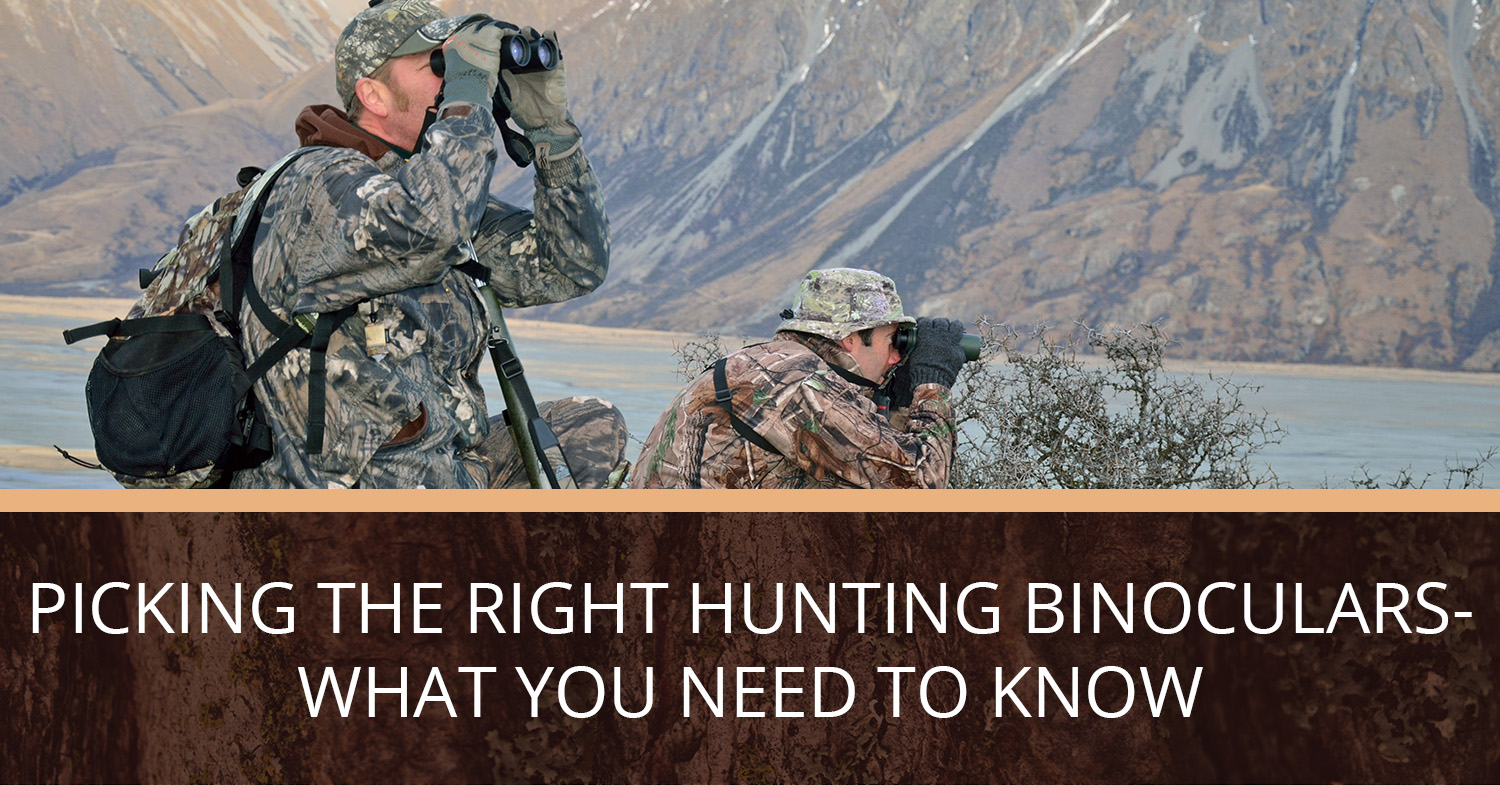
[232,104,608,488]
[631,332,956,488]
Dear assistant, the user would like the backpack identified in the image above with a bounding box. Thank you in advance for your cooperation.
[62,148,358,488]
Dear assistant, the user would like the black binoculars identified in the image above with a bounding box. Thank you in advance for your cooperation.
[428,22,558,77]
[894,324,983,362]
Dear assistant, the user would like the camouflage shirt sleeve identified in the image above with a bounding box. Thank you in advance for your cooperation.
[286,110,503,313]
[470,149,610,308]
[740,350,957,489]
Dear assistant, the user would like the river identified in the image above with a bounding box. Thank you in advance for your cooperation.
[4,295,1499,489]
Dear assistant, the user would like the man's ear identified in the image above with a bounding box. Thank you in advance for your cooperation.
[354,77,390,119]
[836,334,858,354]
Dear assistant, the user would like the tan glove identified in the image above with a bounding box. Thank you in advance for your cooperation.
[498,29,581,160]
[440,21,513,110]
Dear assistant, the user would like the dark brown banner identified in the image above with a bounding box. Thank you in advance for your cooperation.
[3,512,1495,783]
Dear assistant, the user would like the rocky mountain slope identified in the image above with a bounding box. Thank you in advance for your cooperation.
[545,0,1500,370]
[0,0,344,207]
[3,0,1500,370]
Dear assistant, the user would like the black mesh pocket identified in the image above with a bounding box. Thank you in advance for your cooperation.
[85,329,246,477]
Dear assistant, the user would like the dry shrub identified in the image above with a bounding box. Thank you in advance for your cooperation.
[950,321,1284,489]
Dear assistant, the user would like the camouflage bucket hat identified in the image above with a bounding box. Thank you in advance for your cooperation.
[335,0,480,110]
[778,268,916,340]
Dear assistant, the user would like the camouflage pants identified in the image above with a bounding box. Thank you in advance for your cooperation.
[476,395,630,488]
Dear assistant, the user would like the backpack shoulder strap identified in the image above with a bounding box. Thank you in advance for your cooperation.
[218,147,323,327]
[302,303,359,455]
[713,357,783,458]
[222,146,357,456]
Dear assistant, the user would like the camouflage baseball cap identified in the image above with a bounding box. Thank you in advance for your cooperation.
[778,268,916,340]
[335,0,481,110]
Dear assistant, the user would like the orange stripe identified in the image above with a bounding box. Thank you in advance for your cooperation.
[3,488,1498,513]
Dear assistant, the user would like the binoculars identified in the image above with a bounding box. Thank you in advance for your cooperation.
[894,325,983,362]
[428,22,558,77]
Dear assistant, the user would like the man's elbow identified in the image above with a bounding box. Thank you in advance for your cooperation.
[562,234,610,295]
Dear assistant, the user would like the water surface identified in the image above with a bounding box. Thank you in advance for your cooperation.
[5,296,1498,489]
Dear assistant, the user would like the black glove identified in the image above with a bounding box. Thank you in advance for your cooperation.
[904,317,966,390]
[882,362,916,411]
[883,318,967,409]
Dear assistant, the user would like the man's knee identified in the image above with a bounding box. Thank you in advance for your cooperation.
[543,396,629,488]
[480,396,629,488]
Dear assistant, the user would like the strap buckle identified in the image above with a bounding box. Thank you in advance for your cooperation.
[499,354,525,380]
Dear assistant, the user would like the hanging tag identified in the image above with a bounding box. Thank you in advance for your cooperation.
[364,322,388,359]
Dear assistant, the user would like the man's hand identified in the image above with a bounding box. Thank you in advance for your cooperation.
[441,22,511,110]
[886,318,966,407]
[498,29,581,161]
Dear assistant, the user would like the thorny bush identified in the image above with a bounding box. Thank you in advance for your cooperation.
[950,321,1283,489]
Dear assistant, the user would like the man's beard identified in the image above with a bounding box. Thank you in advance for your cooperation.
[388,83,414,113]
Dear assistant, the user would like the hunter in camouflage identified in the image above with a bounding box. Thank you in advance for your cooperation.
[631,269,966,489]
[232,0,623,488]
